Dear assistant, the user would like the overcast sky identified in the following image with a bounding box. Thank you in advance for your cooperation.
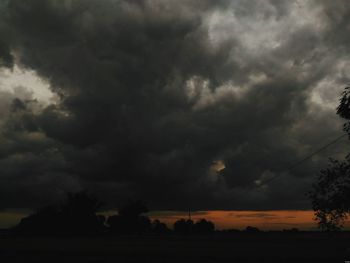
[0,0,349,212]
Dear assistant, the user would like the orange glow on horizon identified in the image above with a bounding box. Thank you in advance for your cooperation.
[149,210,350,231]
[2,210,350,231]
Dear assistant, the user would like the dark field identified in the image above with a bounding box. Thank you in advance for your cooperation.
[1,233,350,263]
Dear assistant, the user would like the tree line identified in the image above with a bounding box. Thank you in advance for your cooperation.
[11,191,215,236]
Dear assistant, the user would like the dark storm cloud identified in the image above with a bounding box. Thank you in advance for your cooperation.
[0,0,349,211]
[0,3,13,68]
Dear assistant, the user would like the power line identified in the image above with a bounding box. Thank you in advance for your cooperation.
[250,133,348,190]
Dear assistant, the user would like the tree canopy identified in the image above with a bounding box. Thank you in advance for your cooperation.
[13,191,105,236]
[309,87,350,231]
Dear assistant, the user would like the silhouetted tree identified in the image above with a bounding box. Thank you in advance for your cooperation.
[13,191,105,236]
[337,87,350,125]
[309,159,350,231]
[107,200,151,234]
[193,219,215,234]
[13,205,60,236]
[152,219,170,234]
[60,191,105,235]
[309,87,350,231]
[174,219,194,234]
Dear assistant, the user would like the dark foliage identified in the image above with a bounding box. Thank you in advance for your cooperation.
[13,191,105,236]
[309,87,350,231]
[309,158,350,231]
[174,218,215,235]
[107,200,151,234]
[59,191,105,235]
[13,205,61,236]
[193,219,215,234]
[174,219,194,234]
[12,193,220,236]
[152,219,171,234]
[337,87,350,122]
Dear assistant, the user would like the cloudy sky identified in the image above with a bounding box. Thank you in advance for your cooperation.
[0,0,349,216]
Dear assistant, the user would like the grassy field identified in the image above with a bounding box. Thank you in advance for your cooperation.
[1,232,349,262]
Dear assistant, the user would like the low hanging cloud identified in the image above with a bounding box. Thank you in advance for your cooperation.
[0,0,349,211]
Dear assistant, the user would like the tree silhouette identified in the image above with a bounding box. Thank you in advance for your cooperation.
[173,218,215,235]
[13,205,60,235]
[309,87,350,231]
[337,87,350,123]
[309,158,350,231]
[60,191,105,235]
[152,219,170,234]
[173,218,194,234]
[13,191,105,236]
[107,200,151,234]
[193,219,215,234]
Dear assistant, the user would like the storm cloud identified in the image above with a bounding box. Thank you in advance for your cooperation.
[0,0,349,211]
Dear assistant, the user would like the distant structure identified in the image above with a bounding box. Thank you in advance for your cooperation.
[188,208,191,221]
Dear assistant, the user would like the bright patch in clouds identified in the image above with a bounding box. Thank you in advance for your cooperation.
[207,1,324,54]
[0,65,56,105]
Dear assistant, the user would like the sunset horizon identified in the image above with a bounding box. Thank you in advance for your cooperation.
[1,0,350,261]
[3,209,350,231]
